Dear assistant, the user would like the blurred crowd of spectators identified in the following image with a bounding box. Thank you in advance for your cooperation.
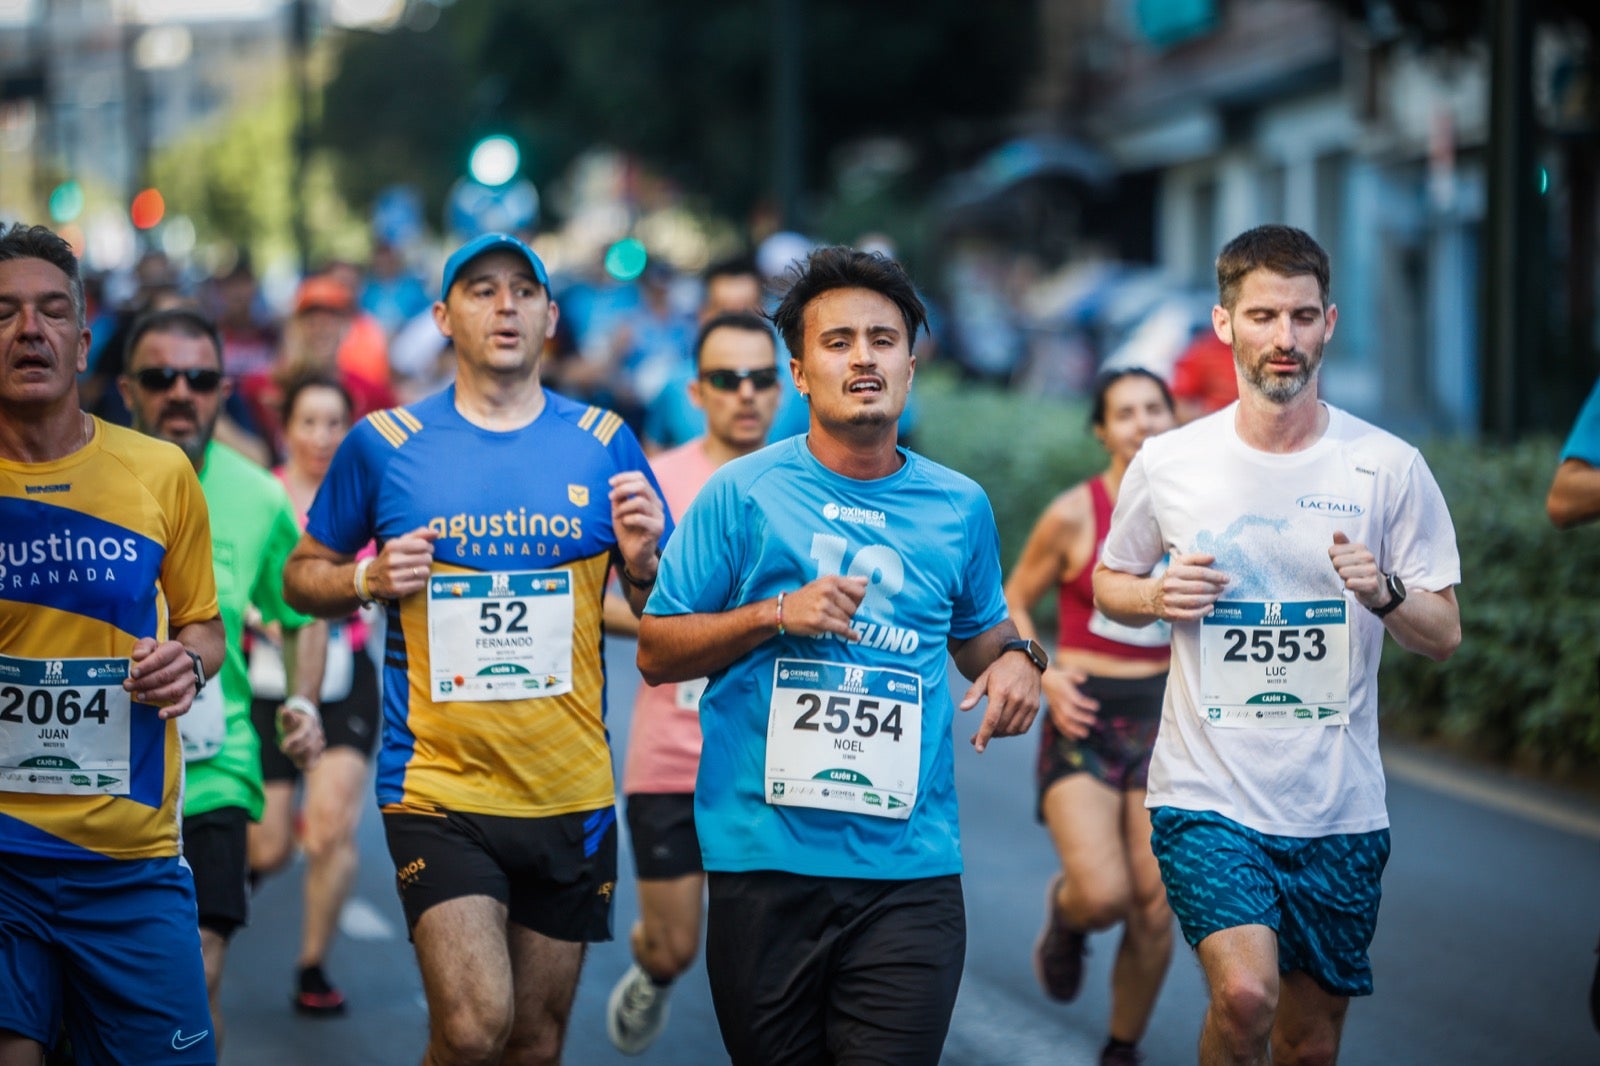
[73,232,1237,473]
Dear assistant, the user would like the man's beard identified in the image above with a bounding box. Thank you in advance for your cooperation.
[1237,345,1321,403]
[134,401,213,465]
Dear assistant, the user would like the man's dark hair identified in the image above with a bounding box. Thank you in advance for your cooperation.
[123,308,226,374]
[770,246,927,362]
[694,310,776,371]
[1216,224,1331,311]
[0,222,85,326]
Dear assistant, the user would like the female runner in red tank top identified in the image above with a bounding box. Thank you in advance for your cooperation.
[1003,368,1177,1066]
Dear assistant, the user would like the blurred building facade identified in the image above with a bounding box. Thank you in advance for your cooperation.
[1033,0,1596,437]
[1,0,289,264]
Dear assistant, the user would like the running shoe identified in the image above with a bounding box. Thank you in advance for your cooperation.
[1100,1041,1144,1065]
[1033,874,1089,1002]
[294,964,347,1016]
[606,963,671,1055]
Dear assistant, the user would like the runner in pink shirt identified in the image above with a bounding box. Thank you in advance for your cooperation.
[604,310,782,1055]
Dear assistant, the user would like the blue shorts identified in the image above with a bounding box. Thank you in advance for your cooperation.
[0,853,215,1065]
[1149,807,1391,997]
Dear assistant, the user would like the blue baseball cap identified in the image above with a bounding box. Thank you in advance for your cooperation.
[439,233,550,300]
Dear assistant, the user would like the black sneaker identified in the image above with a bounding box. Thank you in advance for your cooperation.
[294,964,347,1016]
[1033,875,1089,1002]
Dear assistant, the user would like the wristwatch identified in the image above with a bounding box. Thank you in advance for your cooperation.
[185,649,207,695]
[1000,637,1049,672]
[1370,572,1406,618]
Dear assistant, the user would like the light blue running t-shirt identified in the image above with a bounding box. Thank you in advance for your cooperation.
[646,435,1007,879]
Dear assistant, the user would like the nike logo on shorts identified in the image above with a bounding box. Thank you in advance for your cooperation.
[171,1029,210,1051]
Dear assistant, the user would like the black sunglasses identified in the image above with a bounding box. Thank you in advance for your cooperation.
[700,368,779,392]
[134,367,223,393]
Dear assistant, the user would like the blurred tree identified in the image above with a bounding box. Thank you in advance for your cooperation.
[151,78,368,270]
[316,0,1036,229]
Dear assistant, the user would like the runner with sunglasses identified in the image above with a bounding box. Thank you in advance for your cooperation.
[119,308,327,1054]
[604,310,783,1054]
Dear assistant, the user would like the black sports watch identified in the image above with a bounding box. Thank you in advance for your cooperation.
[185,649,207,695]
[1000,637,1049,673]
[1369,572,1406,619]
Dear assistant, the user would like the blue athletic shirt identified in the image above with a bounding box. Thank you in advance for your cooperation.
[645,435,1008,879]
[306,386,671,819]
[1561,377,1600,464]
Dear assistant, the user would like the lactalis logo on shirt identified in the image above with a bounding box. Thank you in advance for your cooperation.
[820,501,886,529]
[1296,494,1365,517]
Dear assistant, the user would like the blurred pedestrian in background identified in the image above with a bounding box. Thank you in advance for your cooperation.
[120,307,326,1053]
[247,373,382,1019]
[604,310,784,1054]
[1003,367,1177,1066]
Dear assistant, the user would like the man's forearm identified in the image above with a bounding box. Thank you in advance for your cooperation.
[1547,460,1600,529]
[637,600,780,686]
[949,618,1021,682]
[285,619,329,703]
[1376,587,1460,662]
[175,617,226,677]
[1092,565,1163,627]
[284,556,363,619]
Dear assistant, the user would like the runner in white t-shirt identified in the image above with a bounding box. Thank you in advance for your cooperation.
[1094,225,1462,1066]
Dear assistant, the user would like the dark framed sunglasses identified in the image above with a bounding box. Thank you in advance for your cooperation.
[133,367,223,393]
[700,367,779,392]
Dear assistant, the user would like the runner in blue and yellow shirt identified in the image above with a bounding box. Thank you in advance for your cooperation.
[283,233,670,1065]
[0,223,224,1066]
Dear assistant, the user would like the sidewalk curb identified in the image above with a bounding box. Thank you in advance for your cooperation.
[1385,740,1600,842]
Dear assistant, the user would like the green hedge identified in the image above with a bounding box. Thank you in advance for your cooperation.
[914,370,1600,772]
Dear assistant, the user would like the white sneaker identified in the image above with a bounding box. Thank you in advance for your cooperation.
[606,963,671,1055]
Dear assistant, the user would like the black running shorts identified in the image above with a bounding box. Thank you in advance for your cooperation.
[182,805,250,939]
[704,870,965,1066]
[625,792,702,880]
[382,806,617,943]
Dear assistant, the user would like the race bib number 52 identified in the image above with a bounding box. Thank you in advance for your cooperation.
[1199,600,1350,728]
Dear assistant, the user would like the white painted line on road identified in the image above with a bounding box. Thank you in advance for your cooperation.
[1385,748,1600,841]
[942,972,1099,1065]
[339,897,397,940]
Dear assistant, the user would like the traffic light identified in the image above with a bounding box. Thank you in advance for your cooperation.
[468,135,520,187]
[48,181,84,223]
[130,188,165,229]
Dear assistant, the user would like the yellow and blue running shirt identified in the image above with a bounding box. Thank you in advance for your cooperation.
[0,419,218,861]
[306,386,671,819]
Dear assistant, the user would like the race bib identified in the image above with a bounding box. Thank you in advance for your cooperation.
[764,658,921,820]
[674,677,707,713]
[248,623,354,703]
[1199,599,1350,728]
[0,655,133,795]
[179,671,227,762]
[428,569,574,702]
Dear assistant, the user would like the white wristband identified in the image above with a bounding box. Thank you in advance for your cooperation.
[353,557,375,605]
[281,694,321,724]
